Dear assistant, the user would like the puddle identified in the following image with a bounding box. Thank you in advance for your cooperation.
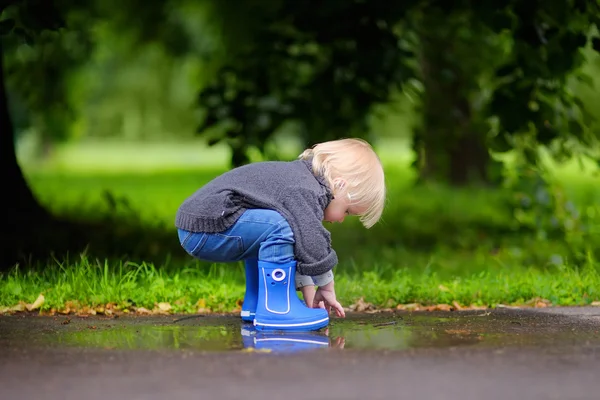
[2,311,600,354]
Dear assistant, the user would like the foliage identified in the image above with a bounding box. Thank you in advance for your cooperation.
[408,7,509,184]
[3,28,90,146]
[71,41,202,141]
[486,1,600,166]
[505,156,600,267]
[20,143,600,271]
[196,0,600,177]
[1,0,92,156]
[2,0,600,275]
[1,0,226,143]
[197,0,417,165]
[3,0,600,174]
[3,139,598,311]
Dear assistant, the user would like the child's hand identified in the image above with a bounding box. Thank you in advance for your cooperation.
[312,281,345,318]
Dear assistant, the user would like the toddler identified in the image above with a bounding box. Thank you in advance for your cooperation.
[175,138,386,331]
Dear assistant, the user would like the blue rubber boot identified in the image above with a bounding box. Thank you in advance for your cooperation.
[241,258,258,322]
[254,260,329,331]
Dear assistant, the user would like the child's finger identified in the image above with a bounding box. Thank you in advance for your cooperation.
[313,298,326,309]
[333,302,345,318]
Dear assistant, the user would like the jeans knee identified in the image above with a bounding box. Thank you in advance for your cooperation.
[259,219,295,264]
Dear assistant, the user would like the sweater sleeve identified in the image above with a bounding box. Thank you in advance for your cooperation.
[280,188,338,276]
[295,271,334,289]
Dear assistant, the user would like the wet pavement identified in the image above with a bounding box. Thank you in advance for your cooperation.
[2,307,600,399]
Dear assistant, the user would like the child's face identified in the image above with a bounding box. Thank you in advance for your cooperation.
[323,195,366,224]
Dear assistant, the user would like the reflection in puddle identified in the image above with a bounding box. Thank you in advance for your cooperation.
[241,327,330,353]
[49,316,418,353]
[52,321,406,353]
[48,315,470,353]
[30,311,600,354]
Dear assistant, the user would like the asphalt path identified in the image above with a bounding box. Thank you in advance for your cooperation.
[2,307,600,400]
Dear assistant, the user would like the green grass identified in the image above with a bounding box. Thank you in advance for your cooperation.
[2,139,600,313]
[2,255,599,313]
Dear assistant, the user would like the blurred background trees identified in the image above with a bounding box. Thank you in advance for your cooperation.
[1,0,600,268]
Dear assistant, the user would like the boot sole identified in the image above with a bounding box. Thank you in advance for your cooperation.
[253,316,329,331]
[241,310,255,322]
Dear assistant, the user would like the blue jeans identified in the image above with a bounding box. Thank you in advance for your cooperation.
[177,209,295,264]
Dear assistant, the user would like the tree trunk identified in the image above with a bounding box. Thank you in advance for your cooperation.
[413,12,496,187]
[1,42,179,271]
[415,109,492,186]
[0,42,54,271]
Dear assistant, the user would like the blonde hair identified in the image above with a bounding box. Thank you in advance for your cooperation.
[299,138,386,229]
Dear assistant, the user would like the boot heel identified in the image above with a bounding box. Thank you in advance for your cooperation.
[241,259,258,322]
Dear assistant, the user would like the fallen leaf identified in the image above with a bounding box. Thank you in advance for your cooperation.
[2,301,26,313]
[59,300,81,315]
[591,301,600,307]
[0,301,27,314]
[26,294,45,311]
[135,307,152,315]
[397,303,421,311]
[195,298,207,312]
[349,297,376,312]
[524,297,551,308]
[234,298,244,309]
[467,304,488,310]
[78,306,96,316]
[496,304,520,309]
[423,303,454,311]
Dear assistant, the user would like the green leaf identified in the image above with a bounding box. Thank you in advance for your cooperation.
[575,71,594,87]
[573,0,588,13]
[488,12,514,32]
[559,32,588,51]
[207,137,221,146]
[489,133,513,153]
[592,37,600,53]
[568,119,584,139]
[495,63,517,78]
[12,27,35,45]
[0,19,15,36]
[537,125,558,145]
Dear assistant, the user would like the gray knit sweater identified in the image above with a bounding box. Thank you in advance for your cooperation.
[175,159,338,276]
